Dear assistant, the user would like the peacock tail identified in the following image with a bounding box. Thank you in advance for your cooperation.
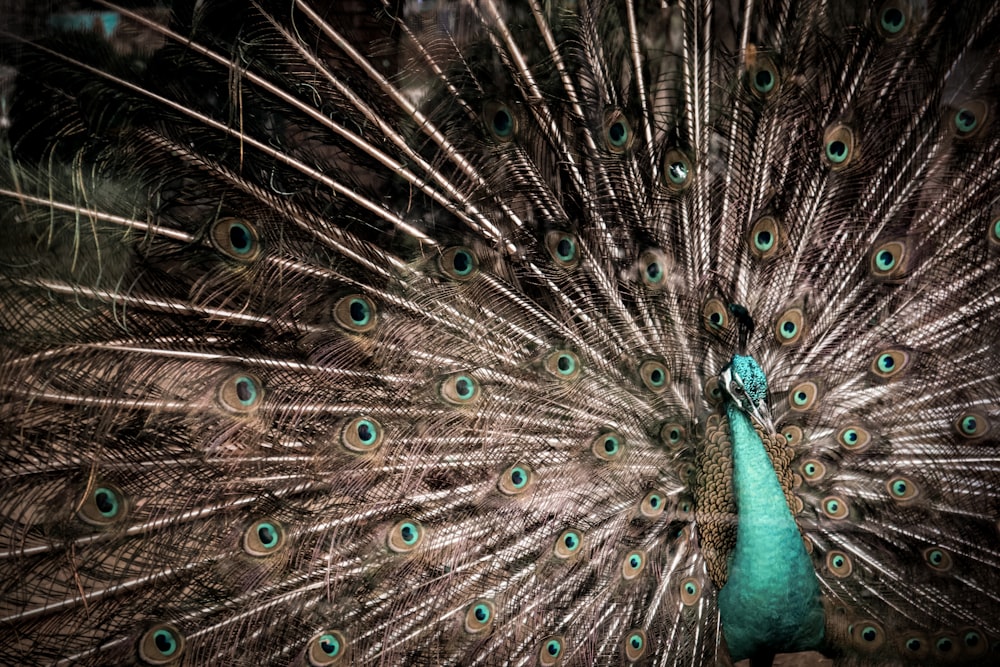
[2,1,999,665]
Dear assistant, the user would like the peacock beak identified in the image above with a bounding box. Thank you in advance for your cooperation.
[749,401,775,434]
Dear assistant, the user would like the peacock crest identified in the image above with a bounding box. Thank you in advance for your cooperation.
[1,1,999,665]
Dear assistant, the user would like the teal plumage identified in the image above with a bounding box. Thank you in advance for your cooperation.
[717,355,825,662]
[2,1,1000,665]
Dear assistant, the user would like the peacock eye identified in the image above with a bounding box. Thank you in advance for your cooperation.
[244,520,285,556]
[826,550,852,577]
[668,161,687,183]
[853,621,884,650]
[210,217,261,261]
[800,459,826,482]
[138,623,185,665]
[545,231,580,268]
[545,349,581,380]
[609,121,627,144]
[342,416,384,452]
[923,546,952,571]
[494,110,513,135]
[876,249,894,271]
[774,307,805,344]
[94,488,119,517]
[78,483,128,526]
[440,373,481,405]
[662,148,693,191]
[463,599,496,634]
[498,463,534,495]
[871,349,909,379]
[782,425,803,446]
[950,100,987,138]
[639,490,665,518]
[822,495,849,519]
[837,425,872,452]
[887,475,918,501]
[827,141,846,161]
[484,101,516,140]
[748,216,782,259]
[901,634,928,657]
[388,520,424,552]
[624,628,647,660]
[622,550,645,580]
[877,355,894,372]
[639,359,670,392]
[702,298,730,332]
[955,410,990,439]
[440,246,478,280]
[661,422,685,447]
[538,636,564,665]
[956,109,977,133]
[753,67,774,93]
[704,377,724,404]
[822,123,856,169]
[680,577,701,604]
[788,380,818,411]
[554,529,583,558]
[218,372,264,414]
[639,250,668,288]
[877,3,906,36]
[333,294,377,333]
[307,630,347,665]
[870,240,909,279]
[556,237,575,260]
[962,415,977,433]
[604,110,634,152]
[592,431,624,461]
[747,53,779,97]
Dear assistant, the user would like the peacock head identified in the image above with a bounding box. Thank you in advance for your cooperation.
[720,354,774,432]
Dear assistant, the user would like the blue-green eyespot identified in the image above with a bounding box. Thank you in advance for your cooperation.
[546,231,580,268]
[308,630,347,666]
[139,623,185,665]
[463,599,496,634]
[662,148,693,191]
[218,372,264,414]
[624,629,647,661]
[823,123,855,169]
[388,519,424,553]
[484,101,516,140]
[604,110,634,152]
[210,217,261,261]
[440,246,478,280]
[554,529,583,558]
[334,294,376,333]
[244,519,285,556]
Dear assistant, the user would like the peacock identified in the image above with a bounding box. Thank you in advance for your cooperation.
[2,0,999,664]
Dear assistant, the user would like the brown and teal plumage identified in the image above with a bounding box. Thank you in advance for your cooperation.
[2,1,1000,665]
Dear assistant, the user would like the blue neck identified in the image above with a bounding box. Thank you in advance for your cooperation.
[718,401,824,661]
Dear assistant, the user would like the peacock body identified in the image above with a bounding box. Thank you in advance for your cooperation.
[2,1,1000,665]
